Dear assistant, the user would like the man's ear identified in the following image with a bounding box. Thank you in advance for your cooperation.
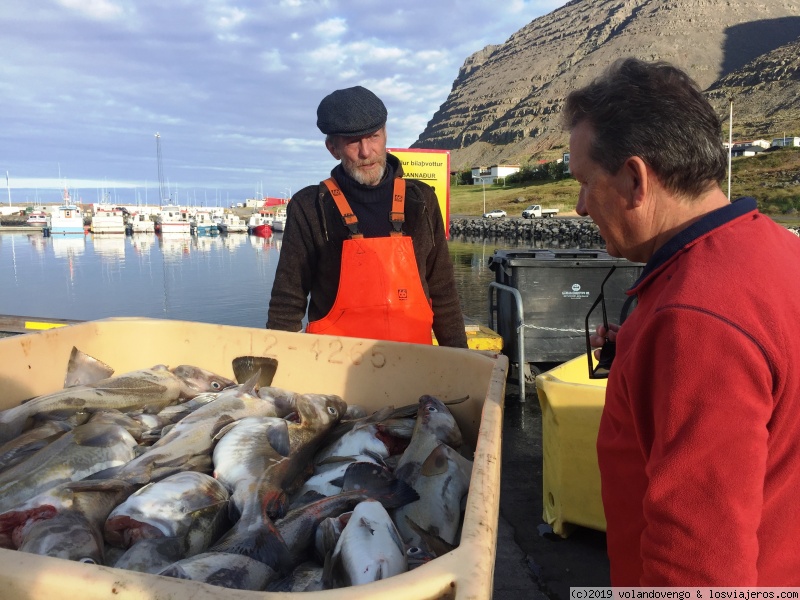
[623,156,649,207]
[325,137,340,160]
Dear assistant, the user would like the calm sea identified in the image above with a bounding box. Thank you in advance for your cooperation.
[0,230,544,328]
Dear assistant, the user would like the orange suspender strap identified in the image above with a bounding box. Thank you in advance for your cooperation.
[323,177,407,239]
[389,178,405,237]
[323,178,363,239]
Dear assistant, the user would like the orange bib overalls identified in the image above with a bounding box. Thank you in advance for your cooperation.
[305,177,434,344]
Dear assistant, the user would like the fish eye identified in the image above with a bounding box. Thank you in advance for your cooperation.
[426,405,438,413]
[407,547,421,555]
[327,406,338,416]
[79,557,97,564]
[211,381,223,390]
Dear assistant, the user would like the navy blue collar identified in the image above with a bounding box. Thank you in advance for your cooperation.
[638,196,757,283]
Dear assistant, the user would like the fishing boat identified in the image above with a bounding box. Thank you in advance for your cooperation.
[269,206,287,232]
[46,189,86,235]
[216,212,247,234]
[90,205,127,234]
[127,212,156,234]
[191,210,219,236]
[155,206,192,234]
[25,211,49,227]
[247,212,273,237]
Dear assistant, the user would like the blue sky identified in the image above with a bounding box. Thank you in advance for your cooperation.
[1,0,566,207]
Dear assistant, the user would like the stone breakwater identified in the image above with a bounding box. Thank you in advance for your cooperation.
[449,217,800,244]
[449,217,604,246]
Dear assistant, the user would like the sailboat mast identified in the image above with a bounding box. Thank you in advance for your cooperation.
[155,133,168,204]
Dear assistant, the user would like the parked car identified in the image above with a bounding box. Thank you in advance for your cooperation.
[521,204,559,218]
[483,209,507,219]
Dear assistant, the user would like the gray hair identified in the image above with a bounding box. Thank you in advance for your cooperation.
[563,58,727,198]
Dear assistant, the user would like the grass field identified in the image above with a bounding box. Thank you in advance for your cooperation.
[449,147,800,225]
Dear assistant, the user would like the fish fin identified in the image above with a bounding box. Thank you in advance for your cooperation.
[158,564,191,580]
[321,550,338,589]
[266,421,290,457]
[420,443,451,477]
[404,516,456,557]
[341,462,419,509]
[316,455,356,466]
[232,356,279,387]
[211,514,292,573]
[213,420,240,442]
[262,488,288,520]
[64,347,115,388]
[291,490,327,507]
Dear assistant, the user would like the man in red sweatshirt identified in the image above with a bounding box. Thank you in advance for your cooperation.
[563,58,800,585]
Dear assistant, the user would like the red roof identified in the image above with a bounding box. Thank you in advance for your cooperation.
[262,197,289,207]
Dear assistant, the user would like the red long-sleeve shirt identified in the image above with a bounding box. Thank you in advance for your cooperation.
[599,198,800,585]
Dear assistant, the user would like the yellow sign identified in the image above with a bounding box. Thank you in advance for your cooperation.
[388,148,451,237]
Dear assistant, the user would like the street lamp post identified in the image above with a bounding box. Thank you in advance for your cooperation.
[482,179,486,215]
[727,96,733,201]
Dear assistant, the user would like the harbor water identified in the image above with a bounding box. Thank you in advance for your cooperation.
[0,230,553,328]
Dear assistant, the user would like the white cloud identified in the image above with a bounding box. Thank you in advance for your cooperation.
[54,0,127,20]
[314,17,347,37]
[260,49,289,72]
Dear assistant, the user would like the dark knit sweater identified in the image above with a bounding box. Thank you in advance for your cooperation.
[266,153,468,348]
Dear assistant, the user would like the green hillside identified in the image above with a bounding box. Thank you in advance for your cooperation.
[450,147,800,225]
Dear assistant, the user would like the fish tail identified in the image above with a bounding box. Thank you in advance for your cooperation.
[211,516,292,574]
[0,406,29,446]
[341,462,419,509]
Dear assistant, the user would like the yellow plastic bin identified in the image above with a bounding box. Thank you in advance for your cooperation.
[0,318,507,600]
[535,353,607,537]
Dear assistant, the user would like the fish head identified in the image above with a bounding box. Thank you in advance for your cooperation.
[416,395,463,449]
[296,394,347,432]
[171,365,237,398]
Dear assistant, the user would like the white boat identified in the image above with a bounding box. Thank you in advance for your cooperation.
[156,206,192,234]
[91,205,127,234]
[216,213,247,234]
[192,210,219,236]
[47,190,85,235]
[26,211,49,227]
[270,207,287,232]
[128,212,155,234]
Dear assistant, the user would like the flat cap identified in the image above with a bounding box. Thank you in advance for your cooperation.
[316,86,387,137]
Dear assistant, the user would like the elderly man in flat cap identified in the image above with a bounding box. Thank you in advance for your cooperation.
[266,86,467,347]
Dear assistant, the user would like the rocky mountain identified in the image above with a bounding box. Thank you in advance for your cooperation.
[413,0,800,171]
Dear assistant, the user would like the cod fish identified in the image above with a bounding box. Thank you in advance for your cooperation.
[111,373,275,484]
[0,420,73,473]
[0,364,235,445]
[159,551,277,590]
[0,478,135,552]
[329,500,408,587]
[392,395,473,548]
[113,536,188,574]
[104,471,229,556]
[0,422,138,514]
[212,415,294,518]
[276,462,419,567]
[207,392,348,572]
[19,510,106,564]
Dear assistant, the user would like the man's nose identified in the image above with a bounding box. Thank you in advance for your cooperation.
[576,189,589,217]
[357,140,371,158]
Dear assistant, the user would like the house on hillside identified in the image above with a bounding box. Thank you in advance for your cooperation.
[732,145,766,157]
[471,164,521,185]
[723,139,771,150]
[771,136,800,148]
